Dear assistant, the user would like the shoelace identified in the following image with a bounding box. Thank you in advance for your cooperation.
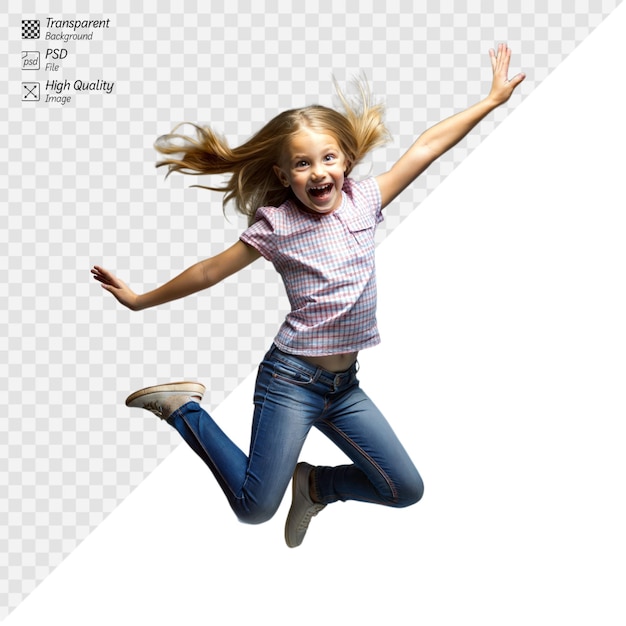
[142,401,165,418]
[297,503,326,531]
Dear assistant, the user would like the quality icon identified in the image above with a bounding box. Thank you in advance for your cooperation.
[22,82,40,101]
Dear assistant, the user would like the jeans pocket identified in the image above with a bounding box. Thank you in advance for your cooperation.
[272,360,314,386]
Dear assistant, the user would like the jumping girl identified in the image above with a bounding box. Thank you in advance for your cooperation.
[92,45,524,547]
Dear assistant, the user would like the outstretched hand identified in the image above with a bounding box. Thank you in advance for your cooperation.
[488,43,526,106]
[91,265,140,311]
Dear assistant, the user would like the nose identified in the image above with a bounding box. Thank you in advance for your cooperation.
[311,163,325,179]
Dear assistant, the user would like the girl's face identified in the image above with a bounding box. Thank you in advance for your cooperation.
[273,128,348,215]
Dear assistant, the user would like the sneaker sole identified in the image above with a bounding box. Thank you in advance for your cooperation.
[125,381,206,407]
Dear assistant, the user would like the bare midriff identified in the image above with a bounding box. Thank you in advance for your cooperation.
[301,351,358,373]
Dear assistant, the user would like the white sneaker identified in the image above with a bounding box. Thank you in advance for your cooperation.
[125,381,206,419]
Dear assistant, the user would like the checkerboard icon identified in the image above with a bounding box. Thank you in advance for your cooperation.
[22,19,40,39]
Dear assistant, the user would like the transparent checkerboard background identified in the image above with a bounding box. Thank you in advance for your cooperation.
[0,0,621,618]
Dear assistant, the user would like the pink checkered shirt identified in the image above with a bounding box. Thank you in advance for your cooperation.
[240,177,383,356]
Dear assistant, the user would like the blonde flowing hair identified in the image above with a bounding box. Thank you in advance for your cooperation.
[155,78,391,224]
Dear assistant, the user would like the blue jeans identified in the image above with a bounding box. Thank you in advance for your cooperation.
[167,344,423,524]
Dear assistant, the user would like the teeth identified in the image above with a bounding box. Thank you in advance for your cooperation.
[309,183,332,196]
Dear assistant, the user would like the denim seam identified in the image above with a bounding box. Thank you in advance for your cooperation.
[238,368,276,504]
[176,405,238,502]
[319,418,400,504]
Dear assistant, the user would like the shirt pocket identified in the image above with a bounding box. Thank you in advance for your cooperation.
[344,213,377,249]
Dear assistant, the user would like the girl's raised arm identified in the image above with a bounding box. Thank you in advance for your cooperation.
[376,43,525,209]
[92,240,261,311]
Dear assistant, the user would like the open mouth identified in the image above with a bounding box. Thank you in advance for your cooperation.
[308,183,334,198]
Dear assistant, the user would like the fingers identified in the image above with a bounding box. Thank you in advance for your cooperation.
[486,44,525,105]
[91,265,138,309]
[91,265,119,288]
[489,44,507,71]
[509,71,526,88]
[490,43,512,75]
[91,266,107,284]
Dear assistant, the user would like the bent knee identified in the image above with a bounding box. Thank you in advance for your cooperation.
[235,503,279,526]
[392,473,424,508]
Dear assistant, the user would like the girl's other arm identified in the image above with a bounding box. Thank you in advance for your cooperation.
[376,43,525,209]
[92,240,261,311]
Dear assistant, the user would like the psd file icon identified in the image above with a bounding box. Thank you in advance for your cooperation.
[22,51,40,70]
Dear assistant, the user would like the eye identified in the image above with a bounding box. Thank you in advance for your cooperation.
[324,154,336,162]
[295,160,309,169]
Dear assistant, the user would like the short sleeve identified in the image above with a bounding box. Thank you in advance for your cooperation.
[365,177,384,225]
[342,177,383,225]
[239,205,277,261]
